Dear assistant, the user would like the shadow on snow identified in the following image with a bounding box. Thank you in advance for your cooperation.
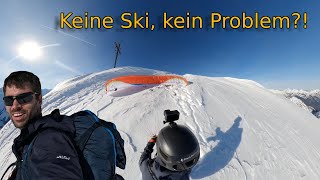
[191,116,243,179]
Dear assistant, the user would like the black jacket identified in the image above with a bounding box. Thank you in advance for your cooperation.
[139,142,190,180]
[11,112,83,180]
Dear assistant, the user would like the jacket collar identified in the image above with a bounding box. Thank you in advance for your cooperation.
[12,109,75,160]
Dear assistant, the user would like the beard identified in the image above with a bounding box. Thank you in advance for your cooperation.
[10,102,42,129]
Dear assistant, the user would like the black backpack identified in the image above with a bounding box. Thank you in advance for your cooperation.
[69,109,126,180]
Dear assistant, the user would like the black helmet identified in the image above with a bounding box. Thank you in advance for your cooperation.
[156,123,200,171]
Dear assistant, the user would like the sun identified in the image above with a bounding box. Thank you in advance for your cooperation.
[17,41,42,61]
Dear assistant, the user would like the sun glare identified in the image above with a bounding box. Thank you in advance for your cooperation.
[17,41,42,61]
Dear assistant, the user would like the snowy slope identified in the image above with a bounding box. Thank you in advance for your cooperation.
[271,89,320,118]
[0,88,9,129]
[1,67,320,179]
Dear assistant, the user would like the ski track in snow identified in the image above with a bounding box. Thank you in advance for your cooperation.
[235,152,248,180]
[119,129,137,152]
[97,98,115,117]
[82,96,96,108]
[2,150,12,170]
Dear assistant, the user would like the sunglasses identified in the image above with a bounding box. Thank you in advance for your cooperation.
[3,92,39,106]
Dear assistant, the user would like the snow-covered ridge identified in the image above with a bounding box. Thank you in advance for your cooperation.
[270,89,320,118]
[1,66,320,179]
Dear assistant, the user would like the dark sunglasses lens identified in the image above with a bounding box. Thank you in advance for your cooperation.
[17,93,34,104]
[3,97,14,106]
[3,92,35,106]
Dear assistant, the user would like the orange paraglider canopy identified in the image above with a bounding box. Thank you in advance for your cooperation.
[105,75,188,93]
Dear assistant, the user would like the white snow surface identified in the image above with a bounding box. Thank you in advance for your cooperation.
[1,66,320,179]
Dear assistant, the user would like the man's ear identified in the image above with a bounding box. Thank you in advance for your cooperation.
[37,94,43,106]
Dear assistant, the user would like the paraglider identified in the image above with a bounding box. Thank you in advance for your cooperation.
[105,75,188,97]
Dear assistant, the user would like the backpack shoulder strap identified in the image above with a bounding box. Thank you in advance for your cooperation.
[77,122,100,152]
[147,160,159,180]
[1,162,17,180]
[72,111,105,152]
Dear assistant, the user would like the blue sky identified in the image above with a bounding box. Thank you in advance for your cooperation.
[0,0,319,90]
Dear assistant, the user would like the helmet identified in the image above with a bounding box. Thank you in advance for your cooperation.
[156,124,200,171]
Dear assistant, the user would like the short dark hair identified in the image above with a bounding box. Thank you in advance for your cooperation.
[3,71,41,95]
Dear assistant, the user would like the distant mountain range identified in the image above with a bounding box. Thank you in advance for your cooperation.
[0,88,51,129]
[270,89,320,118]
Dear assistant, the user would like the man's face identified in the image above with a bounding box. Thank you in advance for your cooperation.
[4,85,42,129]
